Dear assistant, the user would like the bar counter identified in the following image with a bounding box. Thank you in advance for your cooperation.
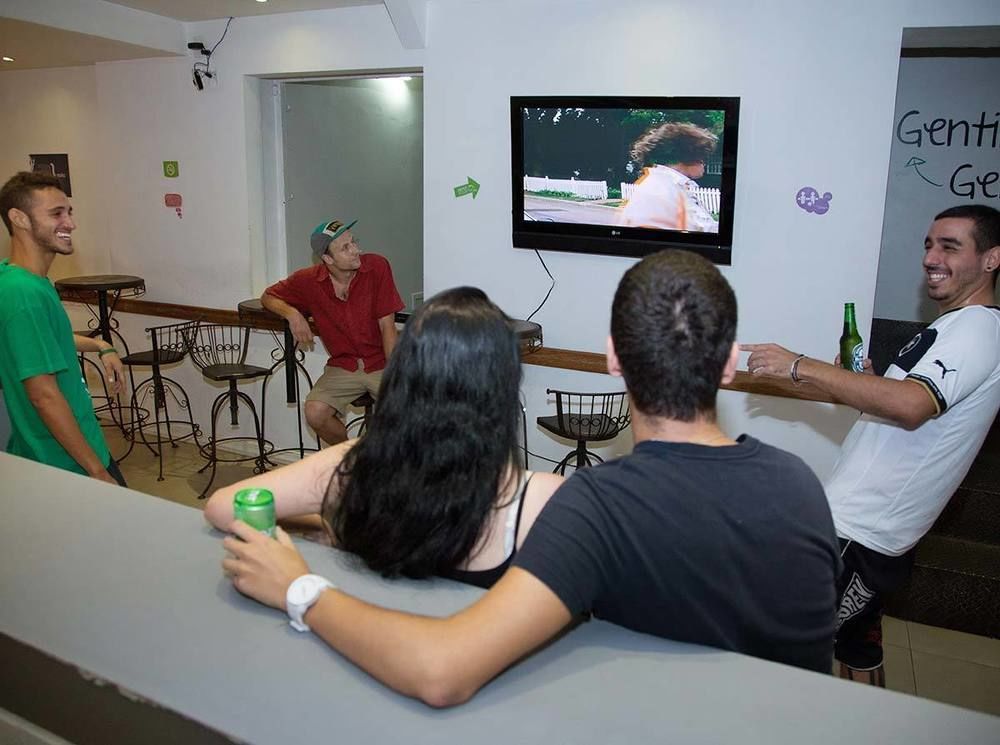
[1,453,997,744]
[58,296,835,404]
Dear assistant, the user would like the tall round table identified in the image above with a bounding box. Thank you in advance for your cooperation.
[56,275,148,440]
[54,274,146,348]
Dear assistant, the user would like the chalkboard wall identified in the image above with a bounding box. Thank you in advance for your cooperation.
[873,55,1000,323]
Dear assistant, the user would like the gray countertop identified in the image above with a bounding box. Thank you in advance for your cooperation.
[1,452,997,744]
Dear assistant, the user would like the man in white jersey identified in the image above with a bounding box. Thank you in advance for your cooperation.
[743,204,1000,686]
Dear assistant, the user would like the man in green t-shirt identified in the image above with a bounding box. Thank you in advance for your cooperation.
[0,171,126,485]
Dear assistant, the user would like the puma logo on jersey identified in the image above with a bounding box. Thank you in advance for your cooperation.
[933,359,956,379]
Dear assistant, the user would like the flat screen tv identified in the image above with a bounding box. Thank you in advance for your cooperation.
[511,95,740,264]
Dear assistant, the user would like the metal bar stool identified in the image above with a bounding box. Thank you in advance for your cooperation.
[181,323,274,498]
[237,298,320,460]
[72,326,152,461]
[119,321,202,480]
[537,389,631,474]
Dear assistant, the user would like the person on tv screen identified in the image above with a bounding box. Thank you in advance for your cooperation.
[619,122,719,233]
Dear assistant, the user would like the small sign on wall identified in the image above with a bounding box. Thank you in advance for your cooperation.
[165,193,183,218]
[163,161,179,178]
[29,154,71,196]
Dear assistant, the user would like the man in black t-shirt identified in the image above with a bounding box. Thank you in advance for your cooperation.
[223,250,841,706]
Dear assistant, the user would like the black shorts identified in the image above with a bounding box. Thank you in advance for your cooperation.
[834,538,915,670]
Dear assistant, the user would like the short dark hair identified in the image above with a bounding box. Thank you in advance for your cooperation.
[326,286,524,579]
[0,171,65,235]
[934,204,1000,286]
[630,122,718,166]
[611,250,737,421]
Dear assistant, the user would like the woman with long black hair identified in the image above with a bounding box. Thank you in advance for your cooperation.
[205,287,563,587]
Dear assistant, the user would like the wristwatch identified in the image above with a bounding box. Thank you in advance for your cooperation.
[286,574,335,632]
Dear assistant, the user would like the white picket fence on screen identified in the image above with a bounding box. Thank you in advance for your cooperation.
[523,176,608,200]
[620,183,721,214]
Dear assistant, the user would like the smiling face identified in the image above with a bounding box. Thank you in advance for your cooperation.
[22,187,75,256]
[923,217,996,312]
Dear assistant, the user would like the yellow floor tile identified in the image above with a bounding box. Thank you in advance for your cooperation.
[911,651,1000,716]
[884,643,916,695]
[883,615,909,647]
[908,621,1000,669]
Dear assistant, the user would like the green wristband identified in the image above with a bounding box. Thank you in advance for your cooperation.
[98,347,119,357]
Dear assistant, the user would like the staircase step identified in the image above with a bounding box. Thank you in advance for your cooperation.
[932,487,1000,545]
[885,535,1000,639]
[962,450,1000,495]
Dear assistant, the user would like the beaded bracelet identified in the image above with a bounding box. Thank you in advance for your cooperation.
[98,347,119,357]
[789,354,806,385]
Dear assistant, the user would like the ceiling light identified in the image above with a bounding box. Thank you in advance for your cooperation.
[255,0,267,3]
[1,56,14,63]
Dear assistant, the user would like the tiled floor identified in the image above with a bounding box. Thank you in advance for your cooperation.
[106,428,1000,719]
[882,615,1000,716]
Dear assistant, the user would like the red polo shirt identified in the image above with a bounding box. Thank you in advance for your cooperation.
[264,253,404,373]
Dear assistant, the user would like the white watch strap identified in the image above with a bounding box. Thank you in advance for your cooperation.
[286,574,334,632]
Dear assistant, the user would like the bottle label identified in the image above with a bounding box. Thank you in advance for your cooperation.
[850,343,864,373]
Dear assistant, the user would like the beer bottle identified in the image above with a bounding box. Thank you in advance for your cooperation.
[840,303,864,373]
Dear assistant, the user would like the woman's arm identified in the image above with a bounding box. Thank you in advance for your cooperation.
[514,472,563,549]
[204,440,355,531]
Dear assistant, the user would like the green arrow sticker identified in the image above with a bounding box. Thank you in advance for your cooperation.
[453,177,480,199]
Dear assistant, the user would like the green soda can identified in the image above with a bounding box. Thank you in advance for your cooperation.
[233,488,276,537]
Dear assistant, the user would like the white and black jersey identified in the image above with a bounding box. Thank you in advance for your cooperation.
[825,305,1000,557]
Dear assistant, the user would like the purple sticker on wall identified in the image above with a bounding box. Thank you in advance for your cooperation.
[796,187,832,215]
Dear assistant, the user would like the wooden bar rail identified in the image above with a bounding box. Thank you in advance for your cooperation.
[61,295,839,405]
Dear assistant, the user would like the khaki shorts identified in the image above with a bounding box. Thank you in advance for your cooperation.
[306,364,382,419]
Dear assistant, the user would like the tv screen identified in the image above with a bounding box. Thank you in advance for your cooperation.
[511,96,740,264]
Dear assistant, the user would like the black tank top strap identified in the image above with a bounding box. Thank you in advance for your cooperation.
[510,472,535,549]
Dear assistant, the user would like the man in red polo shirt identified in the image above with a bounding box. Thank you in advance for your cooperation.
[262,219,404,445]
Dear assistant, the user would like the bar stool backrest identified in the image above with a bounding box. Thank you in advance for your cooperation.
[549,390,631,441]
[148,321,198,365]
[181,324,253,371]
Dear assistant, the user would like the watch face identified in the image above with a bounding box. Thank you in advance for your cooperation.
[289,576,322,604]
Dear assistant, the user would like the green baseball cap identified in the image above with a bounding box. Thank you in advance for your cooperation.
[310,218,358,257]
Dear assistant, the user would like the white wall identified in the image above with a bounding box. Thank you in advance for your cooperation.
[0,65,110,280]
[4,0,1000,477]
[92,5,424,307]
[420,0,1000,477]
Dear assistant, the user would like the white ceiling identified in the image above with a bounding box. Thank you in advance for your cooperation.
[0,0,393,71]
[104,0,382,23]
[0,17,178,71]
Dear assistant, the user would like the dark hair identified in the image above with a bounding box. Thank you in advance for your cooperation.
[934,204,1000,287]
[611,250,737,421]
[631,122,718,166]
[0,171,65,235]
[325,287,524,578]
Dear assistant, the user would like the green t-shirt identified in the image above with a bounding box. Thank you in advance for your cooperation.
[0,259,110,473]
